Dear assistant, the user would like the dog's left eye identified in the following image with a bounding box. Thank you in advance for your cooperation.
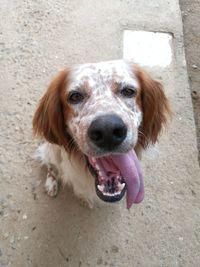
[67,91,85,104]
[121,86,137,98]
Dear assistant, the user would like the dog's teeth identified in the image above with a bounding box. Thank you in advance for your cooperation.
[95,164,100,171]
[102,191,122,197]
[91,157,96,163]
[97,185,104,192]
[118,183,125,191]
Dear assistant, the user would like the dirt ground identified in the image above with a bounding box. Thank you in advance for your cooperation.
[180,0,200,164]
[0,1,200,267]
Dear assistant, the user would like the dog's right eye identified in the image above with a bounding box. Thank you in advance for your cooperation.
[120,86,137,98]
[67,91,85,104]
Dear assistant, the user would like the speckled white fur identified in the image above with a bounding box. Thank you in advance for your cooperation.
[67,60,142,157]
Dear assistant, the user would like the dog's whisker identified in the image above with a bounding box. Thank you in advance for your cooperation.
[138,130,147,141]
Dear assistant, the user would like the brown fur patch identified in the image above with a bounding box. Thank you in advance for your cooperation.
[134,65,172,148]
[32,69,77,154]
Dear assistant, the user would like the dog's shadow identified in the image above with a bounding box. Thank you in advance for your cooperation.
[30,165,130,266]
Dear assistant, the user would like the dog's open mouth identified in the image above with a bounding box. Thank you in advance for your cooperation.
[86,150,145,208]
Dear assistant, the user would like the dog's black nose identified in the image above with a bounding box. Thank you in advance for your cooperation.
[88,114,127,149]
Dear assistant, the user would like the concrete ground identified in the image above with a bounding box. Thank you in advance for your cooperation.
[0,1,200,267]
[179,0,200,163]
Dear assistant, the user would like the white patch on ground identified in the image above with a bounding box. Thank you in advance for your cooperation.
[123,30,172,67]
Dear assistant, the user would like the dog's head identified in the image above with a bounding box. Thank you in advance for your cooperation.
[33,60,170,206]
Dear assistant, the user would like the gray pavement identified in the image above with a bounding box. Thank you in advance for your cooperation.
[0,1,200,266]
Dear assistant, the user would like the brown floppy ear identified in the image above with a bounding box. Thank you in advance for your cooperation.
[135,66,171,149]
[33,70,71,149]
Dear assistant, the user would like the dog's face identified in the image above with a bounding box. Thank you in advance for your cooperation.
[33,60,170,206]
[67,61,142,157]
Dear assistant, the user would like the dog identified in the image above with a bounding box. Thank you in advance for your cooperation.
[33,60,170,209]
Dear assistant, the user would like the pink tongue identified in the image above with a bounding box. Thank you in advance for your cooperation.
[96,150,144,209]
[111,150,144,208]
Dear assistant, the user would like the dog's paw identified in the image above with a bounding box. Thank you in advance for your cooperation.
[44,176,58,197]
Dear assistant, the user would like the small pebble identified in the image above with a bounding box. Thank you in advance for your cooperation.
[9,236,15,244]
[16,115,21,120]
[192,64,198,69]
[22,214,27,220]
[192,90,199,100]
[111,245,119,253]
